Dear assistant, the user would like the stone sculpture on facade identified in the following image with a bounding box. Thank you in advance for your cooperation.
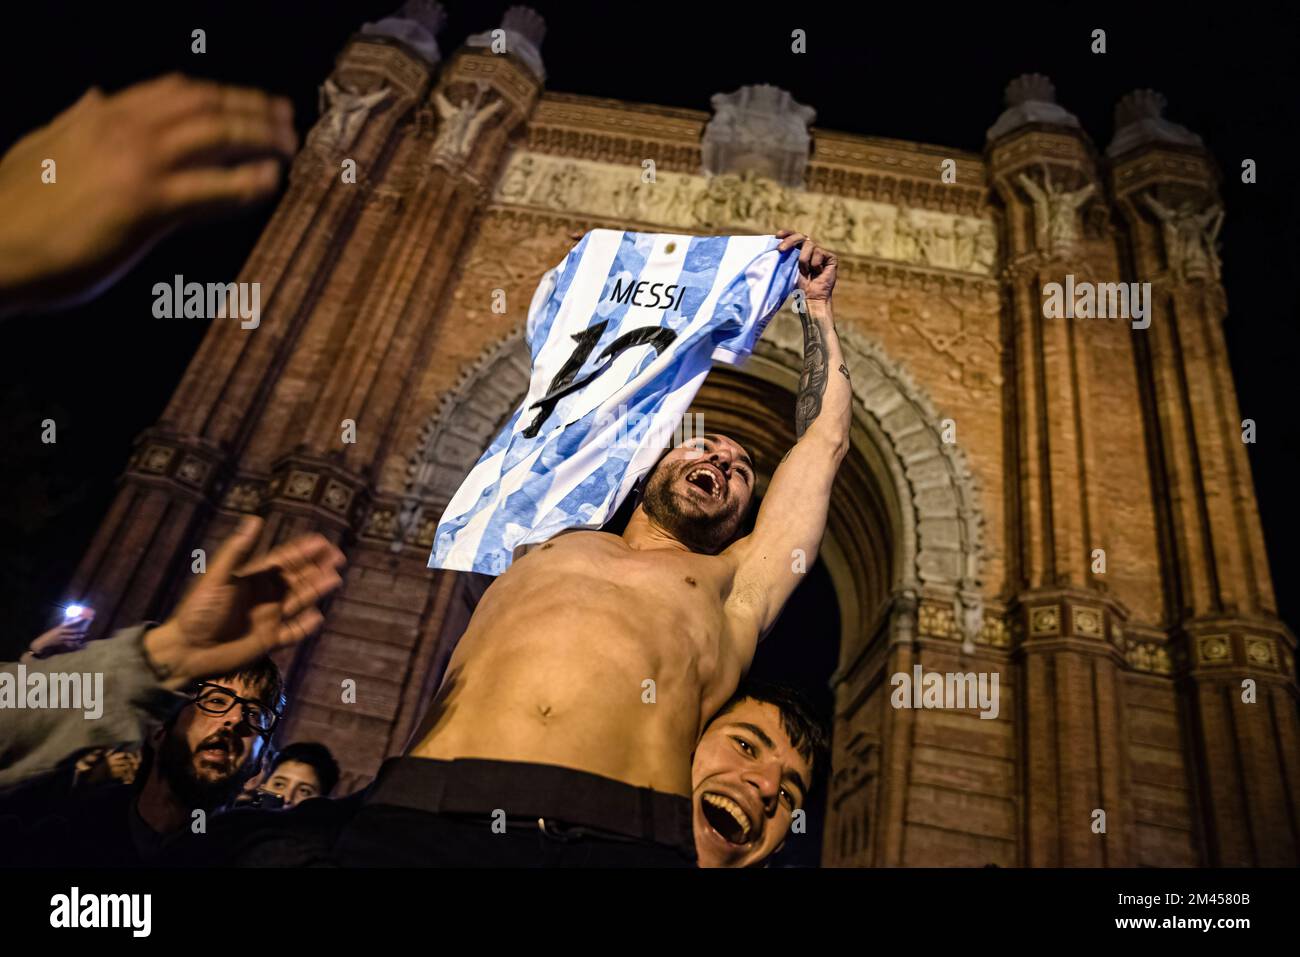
[314,80,391,152]
[1017,164,1095,254]
[1142,192,1224,280]
[430,82,504,168]
[702,85,816,188]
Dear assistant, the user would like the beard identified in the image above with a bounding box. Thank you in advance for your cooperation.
[641,460,745,554]
[157,725,254,811]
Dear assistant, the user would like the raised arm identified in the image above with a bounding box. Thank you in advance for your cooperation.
[727,231,851,645]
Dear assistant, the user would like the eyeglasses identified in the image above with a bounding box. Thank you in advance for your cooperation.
[192,683,280,735]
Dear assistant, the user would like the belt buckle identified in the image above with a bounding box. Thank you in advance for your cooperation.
[537,817,589,843]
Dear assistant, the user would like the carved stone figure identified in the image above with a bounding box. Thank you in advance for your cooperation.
[818,198,856,245]
[893,208,918,260]
[1017,164,1095,254]
[701,85,816,188]
[315,80,391,152]
[931,220,955,268]
[430,82,504,167]
[953,219,975,270]
[1142,193,1224,280]
[657,176,695,223]
[973,222,997,271]
[691,174,733,229]
[534,162,581,208]
[612,178,646,220]
[498,154,536,201]
[859,207,888,257]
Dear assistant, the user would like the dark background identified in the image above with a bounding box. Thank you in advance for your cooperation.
[1,1,1296,866]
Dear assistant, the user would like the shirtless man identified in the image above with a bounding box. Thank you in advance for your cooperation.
[332,230,849,867]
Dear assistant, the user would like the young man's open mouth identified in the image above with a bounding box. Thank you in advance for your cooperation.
[700,790,759,847]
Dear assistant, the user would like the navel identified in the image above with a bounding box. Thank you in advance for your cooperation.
[684,576,697,587]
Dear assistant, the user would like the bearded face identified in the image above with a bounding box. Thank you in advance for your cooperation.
[154,677,267,810]
[639,434,755,554]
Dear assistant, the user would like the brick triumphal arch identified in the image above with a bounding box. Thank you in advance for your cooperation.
[68,5,1298,865]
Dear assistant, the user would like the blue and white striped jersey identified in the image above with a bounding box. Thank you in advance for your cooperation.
[430,229,798,575]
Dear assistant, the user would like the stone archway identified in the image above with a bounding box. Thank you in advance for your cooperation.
[405,314,986,659]
[402,314,987,863]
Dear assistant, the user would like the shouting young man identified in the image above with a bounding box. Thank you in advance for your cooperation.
[330,230,850,867]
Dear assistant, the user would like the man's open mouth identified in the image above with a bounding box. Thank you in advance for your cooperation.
[684,465,724,501]
[198,738,233,761]
[701,791,753,845]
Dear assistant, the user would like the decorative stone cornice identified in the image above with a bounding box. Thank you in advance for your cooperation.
[1109,147,1219,201]
[810,132,987,215]
[337,33,436,101]
[1006,587,1194,676]
[526,93,706,174]
[489,151,999,278]
[252,452,373,531]
[1171,616,1298,683]
[124,427,228,503]
[525,93,993,213]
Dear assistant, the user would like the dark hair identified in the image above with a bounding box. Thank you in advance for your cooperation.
[215,658,286,717]
[709,678,829,771]
[270,741,340,796]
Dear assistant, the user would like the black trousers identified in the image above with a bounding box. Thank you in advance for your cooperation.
[207,757,698,868]
[331,757,698,868]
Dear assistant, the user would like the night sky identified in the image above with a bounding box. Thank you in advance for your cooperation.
[0,1,1296,865]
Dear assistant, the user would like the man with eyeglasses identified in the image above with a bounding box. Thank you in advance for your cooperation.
[8,662,284,867]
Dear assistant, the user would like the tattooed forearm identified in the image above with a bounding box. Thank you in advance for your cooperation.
[795,308,828,438]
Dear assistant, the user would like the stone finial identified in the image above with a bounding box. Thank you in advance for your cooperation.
[1106,88,1202,157]
[466,5,547,81]
[1005,73,1057,107]
[361,0,447,65]
[501,6,547,48]
[986,73,1080,142]
[701,84,816,188]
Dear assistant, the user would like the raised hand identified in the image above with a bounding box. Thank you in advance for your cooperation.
[0,74,297,317]
[22,607,95,661]
[143,516,346,690]
[776,229,838,304]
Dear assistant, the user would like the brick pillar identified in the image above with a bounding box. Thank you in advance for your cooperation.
[987,75,1133,865]
[1109,90,1300,865]
[67,31,438,637]
[300,46,543,477]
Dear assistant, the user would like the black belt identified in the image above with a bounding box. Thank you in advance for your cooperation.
[364,757,696,859]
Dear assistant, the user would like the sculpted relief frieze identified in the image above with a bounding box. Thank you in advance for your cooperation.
[491,150,998,276]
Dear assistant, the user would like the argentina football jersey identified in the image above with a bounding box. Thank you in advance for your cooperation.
[430,229,798,575]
